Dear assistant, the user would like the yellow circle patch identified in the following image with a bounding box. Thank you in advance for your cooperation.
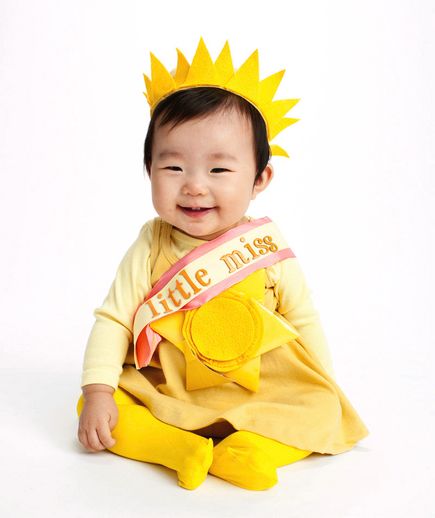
[182,291,263,372]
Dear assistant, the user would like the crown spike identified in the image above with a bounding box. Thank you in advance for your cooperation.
[183,37,218,86]
[226,49,259,102]
[215,40,234,83]
[174,49,190,85]
[269,117,299,140]
[258,70,286,105]
[143,73,153,105]
[265,99,300,120]
[150,52,176,108]
[270,144,289,158]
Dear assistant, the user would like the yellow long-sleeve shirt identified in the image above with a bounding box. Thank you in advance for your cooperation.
[81,218,335,389]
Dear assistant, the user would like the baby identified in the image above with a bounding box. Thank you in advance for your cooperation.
[77,38,369,491]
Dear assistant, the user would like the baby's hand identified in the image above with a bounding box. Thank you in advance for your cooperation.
[78,385,118,452]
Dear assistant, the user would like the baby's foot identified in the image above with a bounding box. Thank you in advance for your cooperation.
[177,438,214,490]
[209,436,278,490]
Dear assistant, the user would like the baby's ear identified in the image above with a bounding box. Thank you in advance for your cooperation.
[252,163,274,200]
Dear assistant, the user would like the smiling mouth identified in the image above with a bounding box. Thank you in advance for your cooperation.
[180,206,212,211]
[178,206,215,216]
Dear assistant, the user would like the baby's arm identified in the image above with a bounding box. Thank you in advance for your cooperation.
[77,222,154,451]
[272,257,336,378]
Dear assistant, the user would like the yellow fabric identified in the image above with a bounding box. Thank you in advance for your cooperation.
[76,389,214,490]
[81,216,335,388]
[81,216,369,454]
[209,431,312,490]
[151,268,300,392]
[133,219,293,358]
[143,37,299,158]
[184,292,262,367]
[77,389,312,490]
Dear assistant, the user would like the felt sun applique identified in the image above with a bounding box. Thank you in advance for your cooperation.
[150,269,299,392]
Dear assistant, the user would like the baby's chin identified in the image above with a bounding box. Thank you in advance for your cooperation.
[176,218,249,242]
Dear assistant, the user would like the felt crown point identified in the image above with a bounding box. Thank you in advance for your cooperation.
[143,36,300,158]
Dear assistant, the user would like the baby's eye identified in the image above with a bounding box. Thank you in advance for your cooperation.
[210,168,229,173]
[165,166,182,171]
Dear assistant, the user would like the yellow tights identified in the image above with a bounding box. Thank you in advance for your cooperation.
[76,388,312,491]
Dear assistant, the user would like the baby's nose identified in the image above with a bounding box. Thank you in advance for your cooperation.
[181,174,209,196]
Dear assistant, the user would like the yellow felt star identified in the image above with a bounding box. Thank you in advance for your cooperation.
[150,269,299,392]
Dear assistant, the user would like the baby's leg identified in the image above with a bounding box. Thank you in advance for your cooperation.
[209,430,312,490]
[76,388,213,490]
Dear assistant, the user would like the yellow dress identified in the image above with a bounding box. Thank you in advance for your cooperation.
[108,217,369,455]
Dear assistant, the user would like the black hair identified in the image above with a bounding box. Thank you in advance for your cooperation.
[143,87,271,184]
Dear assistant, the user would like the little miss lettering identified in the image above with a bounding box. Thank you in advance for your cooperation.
[145,234,279,318]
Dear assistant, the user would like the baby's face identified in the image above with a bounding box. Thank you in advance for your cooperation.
[150,108,271,240]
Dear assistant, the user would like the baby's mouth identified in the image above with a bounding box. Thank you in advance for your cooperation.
[178,206,215,217]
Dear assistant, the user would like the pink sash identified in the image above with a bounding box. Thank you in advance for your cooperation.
[132,217,295,368]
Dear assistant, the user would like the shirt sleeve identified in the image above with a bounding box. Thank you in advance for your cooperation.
[80,221,154,389]
[269,257,336,379]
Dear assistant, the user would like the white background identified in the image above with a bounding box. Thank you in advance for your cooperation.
[1,0,434,516]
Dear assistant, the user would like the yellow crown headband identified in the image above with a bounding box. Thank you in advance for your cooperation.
[143,37,300,158]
